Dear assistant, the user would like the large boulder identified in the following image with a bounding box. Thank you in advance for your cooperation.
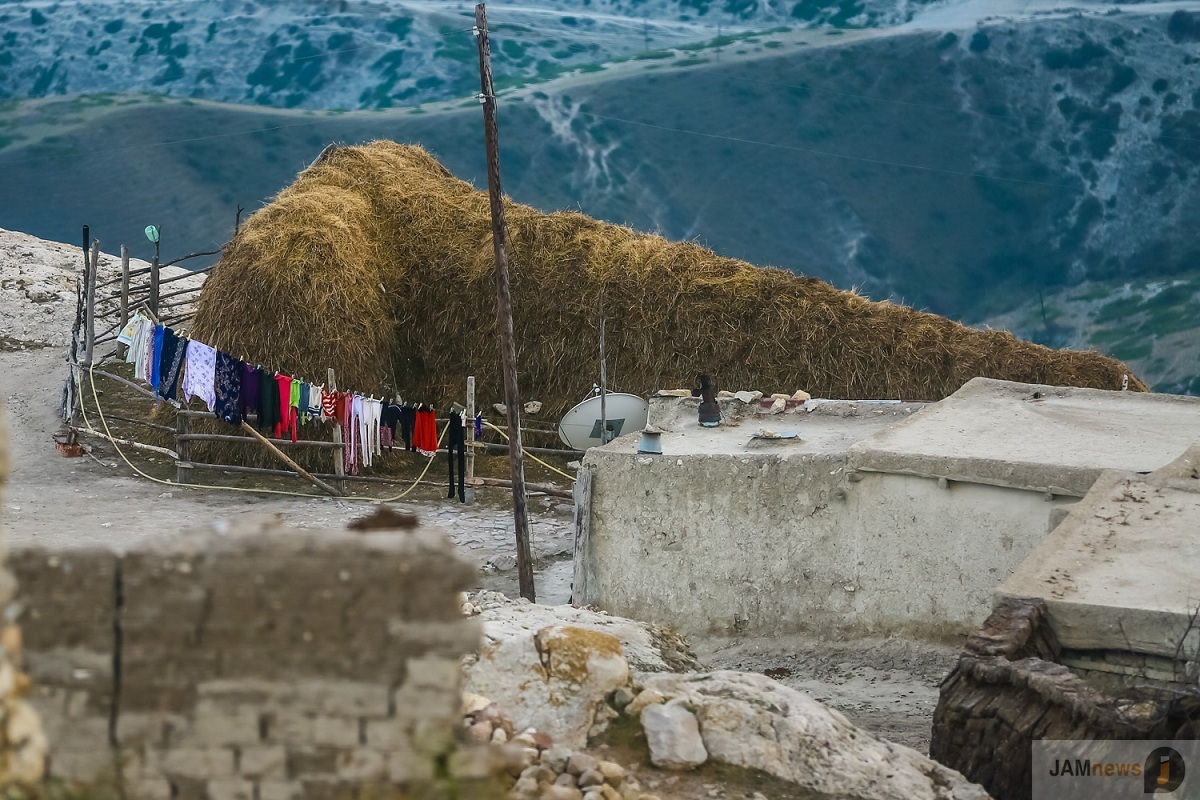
[637,671,991,800]
[466,592,697,672]
[463,622,631,750]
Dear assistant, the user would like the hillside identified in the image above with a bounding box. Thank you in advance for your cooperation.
[0,0,938,110]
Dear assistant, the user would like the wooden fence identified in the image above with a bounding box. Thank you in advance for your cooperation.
[65,227,578,501]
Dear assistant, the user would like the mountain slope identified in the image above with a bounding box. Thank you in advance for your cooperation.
[0,0,940,110]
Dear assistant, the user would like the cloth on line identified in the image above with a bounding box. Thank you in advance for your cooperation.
[240,362,260,421]
[149,324,165,390]
[275,374,296,442]
[413,408,438,456]
[257,368,281,434]
[213,351,243,425]
[181,340,217,411]
[157,328,187,401]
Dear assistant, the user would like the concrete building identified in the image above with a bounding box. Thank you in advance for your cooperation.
[573,378,1200,639]
[997,444,1200,690]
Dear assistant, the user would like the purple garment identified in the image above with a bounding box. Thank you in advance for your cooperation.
[214,351,243,425]
[240,361,259,419]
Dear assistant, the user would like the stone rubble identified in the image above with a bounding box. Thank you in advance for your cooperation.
[461,692,658,800]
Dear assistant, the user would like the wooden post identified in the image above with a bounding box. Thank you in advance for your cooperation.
[240,421,343,497]
[599,284,607,443]
[176,411,190,484]
[149,253,160,317]
[327,367,346,494]
[465,375,476,505]
[66,226,89,429]
[83,240,100,367]
[571,464,594,605]
[476,2,535,602]
[118,245,130,356]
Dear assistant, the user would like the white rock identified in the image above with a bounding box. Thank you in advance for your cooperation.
[768,397,786,414]
[791,389,812,402]
[639,671,990,799]
[641,701,708,770]
[733,390,759,404]
[463,624,631,750]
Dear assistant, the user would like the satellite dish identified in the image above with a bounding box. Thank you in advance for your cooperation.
[144,225,160,243]
[558,393,648,451]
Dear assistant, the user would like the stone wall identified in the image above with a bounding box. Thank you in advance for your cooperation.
[11,524,485,798]
[0,402,48,783]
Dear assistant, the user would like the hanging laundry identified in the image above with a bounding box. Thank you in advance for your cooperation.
[321,387,338,422]
[128,316,154,379]
[157,328,187,401]
[381,401,402,452]
[400,405,417,452]
[116,315,142,352]
[181,339,217,412]
[149,324,165,389]
[413,407,438,456]
[380,425,393,450]
[213,351,243,425]
[240,362,260,421]
[289,378,301,442]
[274,374,296,442]
[343,393,360,476]
[447,410,466,502]
[302,383,323,423]
[257,368,281,434]
[474,412,483,439]
[360,398,382,468]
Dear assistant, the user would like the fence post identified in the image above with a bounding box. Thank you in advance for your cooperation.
[118,245,130,356]
[327,367,346,494]
[149,254,160,317]
[83,240,100,367]
[465,375,476,505]
[176,411,190,484]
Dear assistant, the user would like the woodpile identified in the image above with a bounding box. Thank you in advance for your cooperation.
[930,598,1183,800]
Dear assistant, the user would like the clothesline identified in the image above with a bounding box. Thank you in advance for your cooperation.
[116,312,479,481]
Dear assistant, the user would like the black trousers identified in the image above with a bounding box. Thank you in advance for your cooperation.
[447,413,465,501]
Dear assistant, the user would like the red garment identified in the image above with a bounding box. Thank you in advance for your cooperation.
[413,408,438,454]
[321,387,338,419]
[274,374,296,442]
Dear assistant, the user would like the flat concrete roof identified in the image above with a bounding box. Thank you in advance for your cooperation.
[996,447,1200,660]
[603,396,926,457]
[848,378,1200,496]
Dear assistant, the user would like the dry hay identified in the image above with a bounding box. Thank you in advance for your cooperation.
[192,141,1144,420]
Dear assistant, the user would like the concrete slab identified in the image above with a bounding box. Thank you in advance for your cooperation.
[996,446,1200,660]
[626,395,926,456]
[849,377,1200,496]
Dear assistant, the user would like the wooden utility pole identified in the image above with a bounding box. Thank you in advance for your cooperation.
[327,367,346,494]
[465,375,477,505]
[475,2,535,602]
[83,241,99,367]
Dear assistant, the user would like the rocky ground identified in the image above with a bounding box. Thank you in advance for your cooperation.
[0,228,968,798]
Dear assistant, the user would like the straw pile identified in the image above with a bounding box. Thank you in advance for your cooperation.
[192,141,1143,418]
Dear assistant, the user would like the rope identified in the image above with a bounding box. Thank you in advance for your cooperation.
[482,420,577,482]
[83,361,446,502]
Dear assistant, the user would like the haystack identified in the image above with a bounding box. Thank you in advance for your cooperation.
[192,141,1143,418]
